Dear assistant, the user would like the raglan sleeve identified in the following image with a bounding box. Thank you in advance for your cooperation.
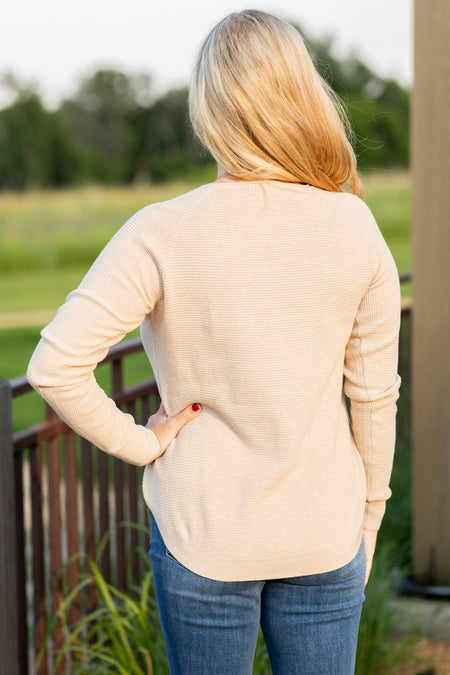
[343,229,402,531]
[27,207,163,466]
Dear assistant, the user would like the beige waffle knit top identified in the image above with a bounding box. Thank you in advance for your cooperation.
[27,179,401,581]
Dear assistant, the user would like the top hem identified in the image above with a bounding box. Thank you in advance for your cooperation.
[152,523,364,583]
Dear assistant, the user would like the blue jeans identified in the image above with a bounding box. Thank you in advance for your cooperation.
[149,514,366,674]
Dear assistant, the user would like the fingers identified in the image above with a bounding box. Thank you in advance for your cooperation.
[145,403,201,456]
[166,403,202,437]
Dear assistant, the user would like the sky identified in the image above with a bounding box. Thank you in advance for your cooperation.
[1,0,413,107]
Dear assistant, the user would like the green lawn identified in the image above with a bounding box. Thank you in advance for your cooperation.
[0,170,218,275]
[0,326,42,379]
[0,168,411,317]
[2,325,153,431]
[1,169,411,431]
[362,170,411,275]
[0,266,87,315]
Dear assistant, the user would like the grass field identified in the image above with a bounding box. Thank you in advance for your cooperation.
[361,170,411,274]
[0,172,218,386]
[0,168,411,389]
[0,168,411,313]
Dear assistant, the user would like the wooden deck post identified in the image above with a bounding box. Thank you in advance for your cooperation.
[0,378,21,674]
[412,0,450,585]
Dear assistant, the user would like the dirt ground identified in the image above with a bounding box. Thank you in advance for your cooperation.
[388,597,450,674]
[392,639,450,675]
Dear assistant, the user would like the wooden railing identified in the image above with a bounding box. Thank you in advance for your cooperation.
[0,276,412,674]
[0,337,161,675]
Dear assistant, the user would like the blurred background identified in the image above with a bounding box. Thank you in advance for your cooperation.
[7,3,445,674]
[0,0,412,189]
[0,0,412,358]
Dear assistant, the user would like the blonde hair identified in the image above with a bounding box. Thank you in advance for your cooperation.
[189,10,362,196]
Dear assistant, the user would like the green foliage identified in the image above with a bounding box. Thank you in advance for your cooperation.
[39,545,411,675]
[346,95,409,169]
[0,327,46,432]
[356,545,412,674]
[379,310,412,565]
[59,70,148,184]
[0,326,43,378]
[38,551,271,675]
[0,89,76,189]
[0,23,409,191]
[296,26,410,169]
[130,88,202,183]
[38,557,169,675]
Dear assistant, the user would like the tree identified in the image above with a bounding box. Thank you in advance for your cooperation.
[300,27,410,169]
[0,26,410,190]
[0,78,77,189]
[59,69,153,183]
[130,87,206,183]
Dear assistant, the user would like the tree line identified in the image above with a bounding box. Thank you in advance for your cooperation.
[0,27,409,191]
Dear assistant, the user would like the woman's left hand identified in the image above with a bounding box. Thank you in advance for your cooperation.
[145,402,201,458]
[363,528,378,587]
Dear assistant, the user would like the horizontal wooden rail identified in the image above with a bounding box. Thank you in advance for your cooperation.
[4,335,161,675]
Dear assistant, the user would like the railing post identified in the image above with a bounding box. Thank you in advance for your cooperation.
[0,377,20,674]
[412,0,450,586]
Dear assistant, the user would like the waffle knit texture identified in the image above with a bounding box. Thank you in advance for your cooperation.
[27,179,401,581]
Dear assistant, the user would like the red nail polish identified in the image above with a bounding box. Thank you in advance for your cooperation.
[191,403,200,412]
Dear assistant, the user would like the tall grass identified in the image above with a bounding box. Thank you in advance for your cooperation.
[38,557,169,675]
[356,545,412,674]
[41,542,410,675]
[0,169,410,308]
[0,169,218,275]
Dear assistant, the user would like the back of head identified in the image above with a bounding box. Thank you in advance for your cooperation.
[189,10,362,196]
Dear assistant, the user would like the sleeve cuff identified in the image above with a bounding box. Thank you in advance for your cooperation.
[109,426,161,466]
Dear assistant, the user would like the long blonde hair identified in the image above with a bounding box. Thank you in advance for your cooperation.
[189,10,362,196]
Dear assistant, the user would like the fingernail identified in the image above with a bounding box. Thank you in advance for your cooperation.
[191,403,200,412]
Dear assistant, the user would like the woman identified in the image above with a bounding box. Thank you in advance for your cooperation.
[28,10,401,674]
